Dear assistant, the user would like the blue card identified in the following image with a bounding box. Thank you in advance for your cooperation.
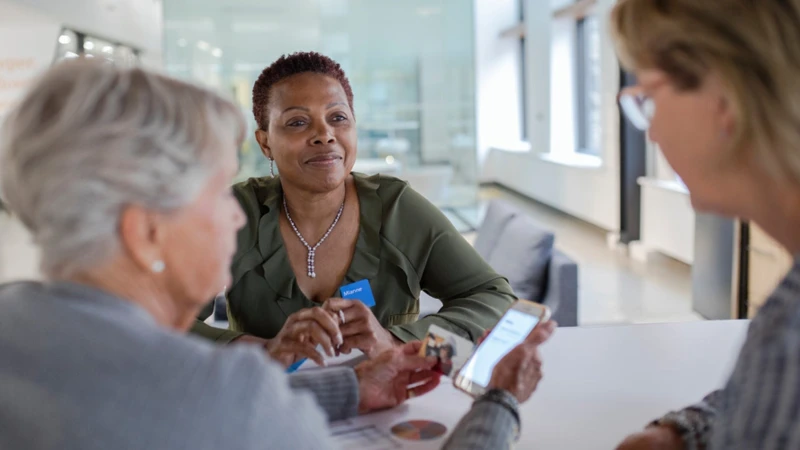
[286,359,305,373]
[340,279,376,307]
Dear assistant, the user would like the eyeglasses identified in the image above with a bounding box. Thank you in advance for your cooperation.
[619,89,655,131]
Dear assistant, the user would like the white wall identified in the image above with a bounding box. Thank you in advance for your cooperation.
[1,0,163,65]
[0,1,61,118]
[636,126,696,263]
[0,0,164,282]
[474,0,524,166]
[481,0,621,232]
[638,179,695,264]
[483,150,620,230]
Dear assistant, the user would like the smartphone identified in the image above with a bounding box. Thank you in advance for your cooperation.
[454,300,550,397]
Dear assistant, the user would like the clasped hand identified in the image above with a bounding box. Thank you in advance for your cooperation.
[264,298,399,367]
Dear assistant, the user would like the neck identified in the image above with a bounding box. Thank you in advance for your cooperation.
[281,180,347,229]
[744,177,800,256]
[66,259,196,332]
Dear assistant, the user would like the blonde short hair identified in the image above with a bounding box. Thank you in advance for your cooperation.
[0,60,247,278]
[611,0,800,184]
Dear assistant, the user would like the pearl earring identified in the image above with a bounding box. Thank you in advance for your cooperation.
[270,158,276,177]
[151,260,165,273]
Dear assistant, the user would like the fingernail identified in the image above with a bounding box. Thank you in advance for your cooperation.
[337,333,343,346]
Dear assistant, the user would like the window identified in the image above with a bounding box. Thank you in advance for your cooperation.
[575,15,601,155]
[519,0,528,141]
[54,29,80,61]
[54,29,140,67]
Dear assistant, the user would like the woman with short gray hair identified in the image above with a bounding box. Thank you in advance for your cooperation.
[0,59,555,450]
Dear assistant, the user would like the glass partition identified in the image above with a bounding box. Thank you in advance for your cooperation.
[163,0,478,211]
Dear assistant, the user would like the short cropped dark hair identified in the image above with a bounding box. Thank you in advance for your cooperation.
[252,51,354,131]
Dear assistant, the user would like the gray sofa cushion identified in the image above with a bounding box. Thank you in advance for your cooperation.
[473,200,519,259]
[487,215,554,302]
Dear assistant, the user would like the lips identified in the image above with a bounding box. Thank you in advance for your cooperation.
[306,153,343,164]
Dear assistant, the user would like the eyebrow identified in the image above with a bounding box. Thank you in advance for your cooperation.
[281,102,348,114]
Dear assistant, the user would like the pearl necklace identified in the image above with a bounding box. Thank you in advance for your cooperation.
[283,195,344,278]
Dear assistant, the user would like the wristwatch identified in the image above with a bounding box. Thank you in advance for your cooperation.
[477,389,521,440]
[651,411,706,449]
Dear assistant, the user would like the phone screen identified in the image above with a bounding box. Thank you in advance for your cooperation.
[459,308,541,388]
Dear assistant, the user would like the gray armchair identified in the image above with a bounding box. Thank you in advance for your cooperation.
[420,199,579,327]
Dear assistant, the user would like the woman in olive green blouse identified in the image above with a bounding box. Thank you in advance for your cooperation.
[193,52,516,367]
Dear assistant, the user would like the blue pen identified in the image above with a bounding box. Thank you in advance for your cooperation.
[286,358,307,373]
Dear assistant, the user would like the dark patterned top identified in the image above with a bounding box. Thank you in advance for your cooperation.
[657,256,800,449]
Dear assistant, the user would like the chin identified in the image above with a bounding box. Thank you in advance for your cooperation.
[689,192,740,220]
[307,170,347,192]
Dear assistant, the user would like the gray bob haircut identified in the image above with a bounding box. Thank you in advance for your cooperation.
[0,59,247,279]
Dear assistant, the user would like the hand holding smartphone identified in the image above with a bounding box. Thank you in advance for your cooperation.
[454,300,552,398]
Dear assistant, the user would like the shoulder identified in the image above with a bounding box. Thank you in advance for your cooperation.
[744,259,800,348]
[353,172,438,214]
[353,172,409,201]
[231,176,280,257]
[715,260,800,447]
[232,176,278,212]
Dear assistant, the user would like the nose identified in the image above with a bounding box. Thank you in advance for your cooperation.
[311,121,336,146]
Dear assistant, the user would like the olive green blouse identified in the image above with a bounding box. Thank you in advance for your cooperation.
[192,172,516,344]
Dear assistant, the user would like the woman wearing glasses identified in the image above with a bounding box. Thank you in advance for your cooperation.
[612,1,800,449]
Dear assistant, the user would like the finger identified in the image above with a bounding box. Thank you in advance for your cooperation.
[340,333,376,355]
[492,345,526,374]
[407,369,440,385]
[292,308,343,347]
[286,306,332,326]
[339,319,370,337]
[477,329,492,346]
[308,307,344,345]
[291,321,336,357]
[322,297,351,311]
[340,302,371,325]
[524,320,557,346]
[394,353,438,372]
[323,298,366,320]
[407,374,441,398]
[277,341,325,367]
[402,341,423,355]
[338,342,354,354]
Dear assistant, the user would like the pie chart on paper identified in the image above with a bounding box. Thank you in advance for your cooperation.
[390,420,448,441]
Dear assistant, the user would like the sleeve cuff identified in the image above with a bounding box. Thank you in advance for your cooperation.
[212,328,246,344]
[190,320,245,344]
[651,411,705,450]
[387,325,419,343]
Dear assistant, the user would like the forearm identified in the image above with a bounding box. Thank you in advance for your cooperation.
[189,319,245,343]
[443,393,520,450]
[652,389,723,450]
[189,296,245,343]
[391,279,516,342]
[288,367,360,422]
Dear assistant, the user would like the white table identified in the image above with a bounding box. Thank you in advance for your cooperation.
[334,320,749,450]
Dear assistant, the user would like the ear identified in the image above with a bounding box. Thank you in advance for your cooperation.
[718,95,737,138]
[255,129,272,160]
[708,73,736,137]
[118,205,165,273]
